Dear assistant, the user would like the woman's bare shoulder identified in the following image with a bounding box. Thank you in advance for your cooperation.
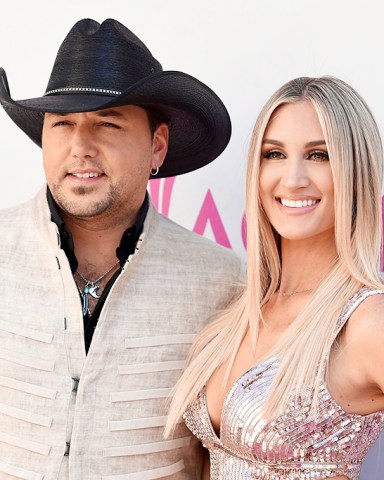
[348,291,384,331]
[346,291,384,388]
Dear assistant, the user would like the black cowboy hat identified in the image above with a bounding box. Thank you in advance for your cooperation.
[0,18,231,178]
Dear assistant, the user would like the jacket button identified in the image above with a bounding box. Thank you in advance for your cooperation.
[72,377,80,392]
[64,442,70,456]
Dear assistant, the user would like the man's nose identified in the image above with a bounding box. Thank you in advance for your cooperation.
[70,126,98,159]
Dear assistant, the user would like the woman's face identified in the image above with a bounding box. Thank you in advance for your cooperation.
[259,100,335,243]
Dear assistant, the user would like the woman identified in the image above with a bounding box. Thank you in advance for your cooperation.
[165,76,384,480]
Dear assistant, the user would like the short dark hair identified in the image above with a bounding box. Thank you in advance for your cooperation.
[145,108,167,136]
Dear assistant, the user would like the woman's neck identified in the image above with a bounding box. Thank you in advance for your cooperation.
[279,232,337,293]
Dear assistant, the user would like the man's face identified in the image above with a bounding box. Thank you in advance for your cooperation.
[42,105,168,225]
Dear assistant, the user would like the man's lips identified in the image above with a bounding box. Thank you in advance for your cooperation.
[69,172,104,179]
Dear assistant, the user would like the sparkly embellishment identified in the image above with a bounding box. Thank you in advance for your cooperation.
[183,288,384,480]
[44,87,122,96]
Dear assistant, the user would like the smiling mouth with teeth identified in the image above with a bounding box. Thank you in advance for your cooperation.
[279,198,320,208]
[71,172,103,178]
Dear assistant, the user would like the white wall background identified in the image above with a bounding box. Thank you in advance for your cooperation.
[0,1,383,477]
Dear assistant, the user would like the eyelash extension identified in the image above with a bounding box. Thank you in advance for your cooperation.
[261,149,330,163]
[263,150,284,159]
[308,150,329,161]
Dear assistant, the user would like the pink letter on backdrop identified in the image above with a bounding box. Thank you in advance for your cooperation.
[148,177,176,216]
[193,189,231,248]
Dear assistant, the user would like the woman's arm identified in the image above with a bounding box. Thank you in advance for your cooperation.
[337,293,384,414]
[362,294,384,395]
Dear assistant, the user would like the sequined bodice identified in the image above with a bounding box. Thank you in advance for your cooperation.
[183,288,384,480]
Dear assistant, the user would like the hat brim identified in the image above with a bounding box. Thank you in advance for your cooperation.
[0,70,231,178]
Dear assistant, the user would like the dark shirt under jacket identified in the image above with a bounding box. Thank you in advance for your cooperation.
[47,188,149,353]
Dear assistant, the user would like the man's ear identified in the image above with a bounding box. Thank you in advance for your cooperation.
[151,123,169,169]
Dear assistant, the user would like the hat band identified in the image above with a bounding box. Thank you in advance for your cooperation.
[44,86,122,96]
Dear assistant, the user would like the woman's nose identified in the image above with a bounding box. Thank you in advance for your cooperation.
[281,158,310,189]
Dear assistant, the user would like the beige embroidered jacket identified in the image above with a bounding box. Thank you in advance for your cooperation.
[0,187,244,480]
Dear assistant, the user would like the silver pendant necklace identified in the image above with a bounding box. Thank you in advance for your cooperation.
[76,260,120,315]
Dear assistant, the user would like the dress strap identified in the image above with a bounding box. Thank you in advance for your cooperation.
[333,287,384,339]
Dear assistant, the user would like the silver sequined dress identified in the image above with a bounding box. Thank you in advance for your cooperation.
[183,288,384,480]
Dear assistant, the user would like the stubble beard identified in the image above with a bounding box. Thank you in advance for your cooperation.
[51,183,121,220]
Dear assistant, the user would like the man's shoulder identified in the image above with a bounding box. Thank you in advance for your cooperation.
[153,210,235,249]
[148,210,245,274]
[0,189,48,240]
[0,198,35,224]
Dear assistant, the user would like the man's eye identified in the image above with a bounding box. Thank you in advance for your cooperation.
[53,121,70,127]
[101,122,119,128]
[263,150,284,159]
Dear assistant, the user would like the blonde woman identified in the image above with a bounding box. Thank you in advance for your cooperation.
[166,76,384,480]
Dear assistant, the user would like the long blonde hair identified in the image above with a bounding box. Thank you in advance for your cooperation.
[165,76,384,436]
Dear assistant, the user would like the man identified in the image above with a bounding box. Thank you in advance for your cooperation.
[0,18,243,480]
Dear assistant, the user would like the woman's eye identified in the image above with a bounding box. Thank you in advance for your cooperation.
[308,151,329,162]
[263,150,284,159]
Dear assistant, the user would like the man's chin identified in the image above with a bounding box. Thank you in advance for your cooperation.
[50,184,118,220]
[55,197,112,220]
